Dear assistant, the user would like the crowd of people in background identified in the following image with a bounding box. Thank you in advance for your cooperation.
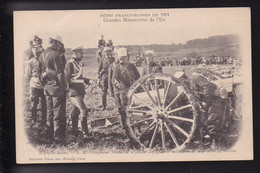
[133,54,239,67]
[24,34,237,150]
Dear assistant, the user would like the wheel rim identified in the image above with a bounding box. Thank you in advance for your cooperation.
[126,74,197,151]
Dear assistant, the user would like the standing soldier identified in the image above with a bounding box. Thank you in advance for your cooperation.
[39,37,67,145]
[56,38,66,70]
[25,43,46,127]
[98,47,114,110]
[142,50,162,76]
[111,47,140,132]
[65,46,93,138]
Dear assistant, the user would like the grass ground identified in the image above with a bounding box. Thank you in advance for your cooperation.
[23,62,240,154]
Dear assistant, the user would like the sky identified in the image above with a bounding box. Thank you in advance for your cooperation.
[14,8,250,50]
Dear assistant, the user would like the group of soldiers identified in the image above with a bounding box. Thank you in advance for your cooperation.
[25,34,163,147]
[25,35,223,149]
[25,36,93,146]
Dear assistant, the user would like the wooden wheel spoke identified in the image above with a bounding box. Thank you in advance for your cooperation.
[155,80,162,107]
[141,84,157,106]
[128,108,153,115]
[168,115,194,123]
[167,119,190,138]
[163,81,171,107]
[132,94,155,110]
[166,91,184,110]
[149,123,159,148]
[160,123,165,149]
[130,118,154,127]
[167,104,192,115]
[137,121,155,139]
[164,122,179,147]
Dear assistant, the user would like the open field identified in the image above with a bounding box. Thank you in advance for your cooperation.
[23,56,240,154]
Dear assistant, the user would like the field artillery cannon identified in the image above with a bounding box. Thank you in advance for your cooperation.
[121,66,241,151]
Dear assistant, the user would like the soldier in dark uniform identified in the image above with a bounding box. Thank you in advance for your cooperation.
[142,50,162,76]
[39,37,67,145]
[56,39,66,70]
[65,46,93,138]
[191,72,225,149]
[25,44,46,127]
[98,46,114,110]
[111,47,140,129]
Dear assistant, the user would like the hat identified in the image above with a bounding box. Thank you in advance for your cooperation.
[72,46,84,53]
[145,50,155,56]
[114,47,127,58]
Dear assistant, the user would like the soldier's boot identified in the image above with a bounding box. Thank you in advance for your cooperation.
[81,112,93,139]
[71,108,80,136]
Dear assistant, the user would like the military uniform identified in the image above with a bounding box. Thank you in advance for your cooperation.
[192,74,224,146]
[65,47,91,137]
[112,62,140,110]
[56,41,66,70]
[98,48,114,110]
[141,61,162,76]
[25,49,46,125]
[39,44,67,143]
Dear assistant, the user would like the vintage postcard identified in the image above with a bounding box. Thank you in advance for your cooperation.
[14,8,252,163]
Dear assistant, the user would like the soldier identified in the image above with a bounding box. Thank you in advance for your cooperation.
[98,35,106,49]
[25,44,46,127]
[142,50,162,76]
[24,36,44,61]
[192,72,225,149]
[98,46,114,110]
[39,37,67,145]
[65,46,93,138]
[106,39,114,50]
[55,37,66,70]
[111,47,140,130]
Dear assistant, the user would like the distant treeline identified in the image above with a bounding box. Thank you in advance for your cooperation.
[65,34,239,56]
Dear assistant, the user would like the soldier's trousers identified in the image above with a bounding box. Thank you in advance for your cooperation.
[45,92,66,141]
[100,74,108,108]
[30,87,47,124]
[114,91,139,146]
[70,95,88,135]
[114,92,128,126]
[202,96,224,140]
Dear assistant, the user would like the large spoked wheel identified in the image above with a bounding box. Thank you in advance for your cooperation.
[124,73,199,151]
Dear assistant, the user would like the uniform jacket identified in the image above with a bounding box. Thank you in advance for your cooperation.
[141,61,163,76]
[65,59,89,97]
[98,57,111,77]
[192,75,217,102]
[112,62,140,93]
[39,47,66,96]
[25,57,43,89]
[57,42,66,70]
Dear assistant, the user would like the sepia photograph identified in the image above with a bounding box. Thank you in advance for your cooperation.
[14,8,252,163]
